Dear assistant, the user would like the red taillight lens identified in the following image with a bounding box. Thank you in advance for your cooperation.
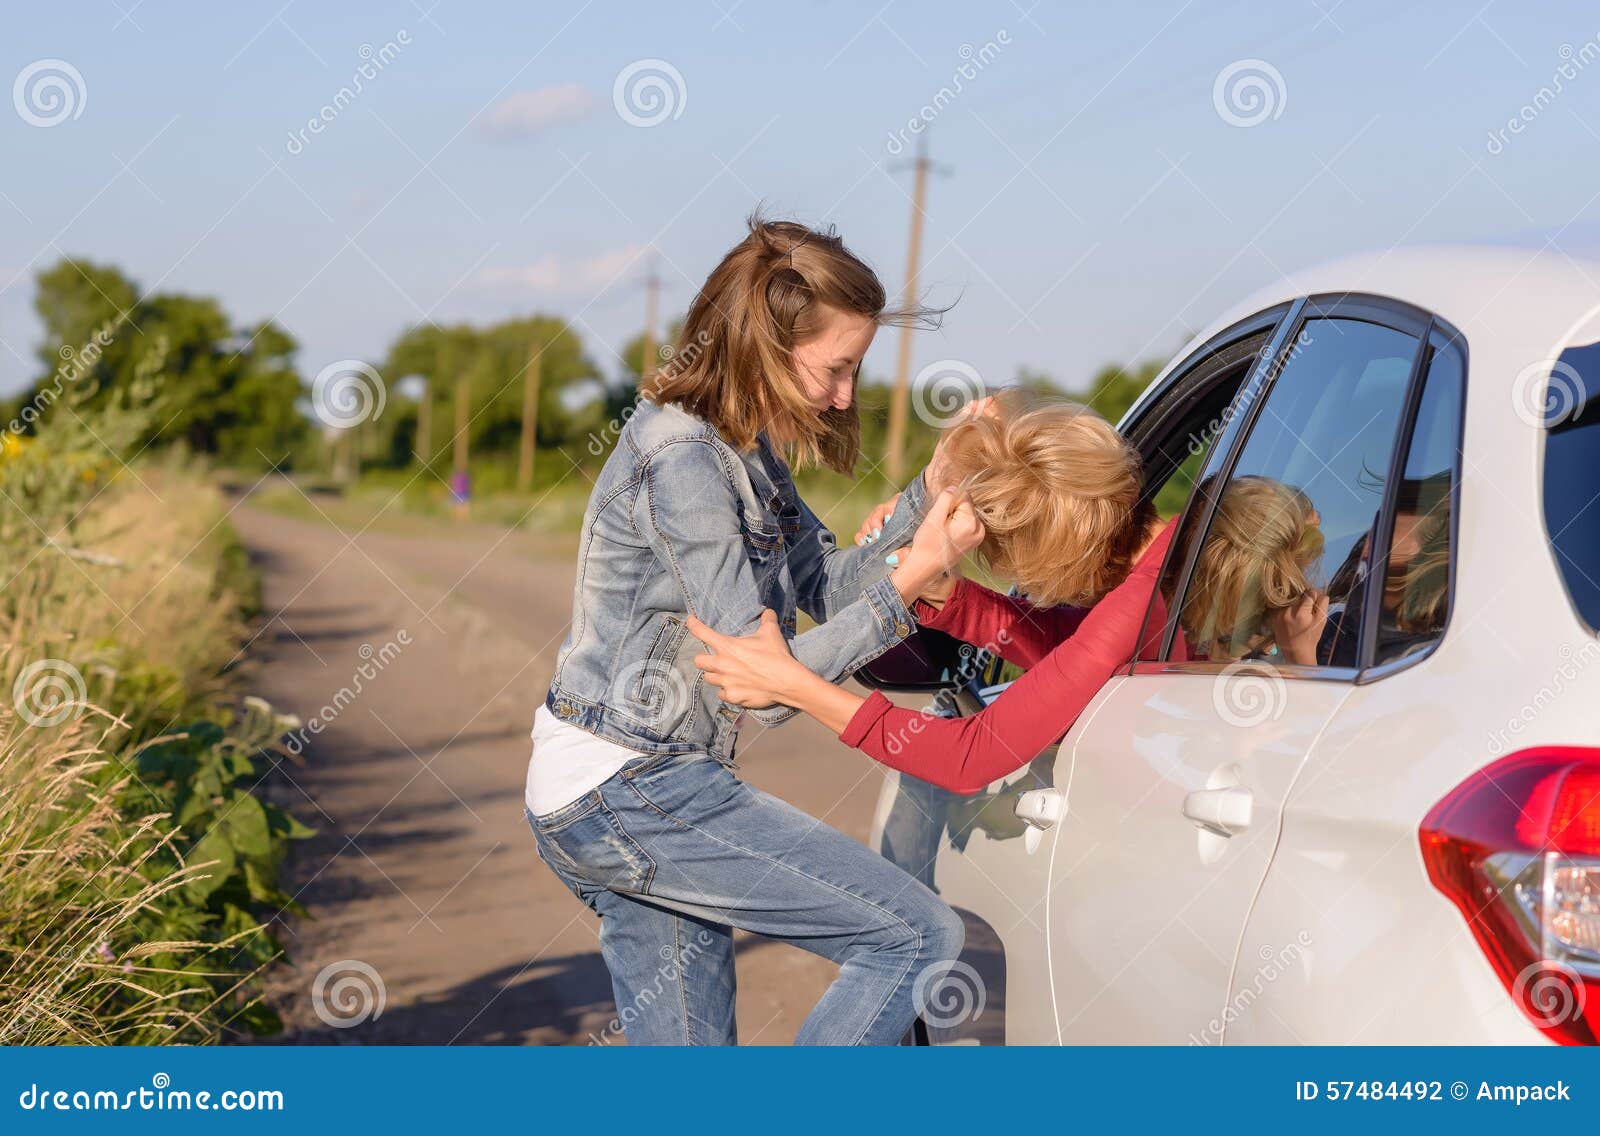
[1420,747,1600,1045]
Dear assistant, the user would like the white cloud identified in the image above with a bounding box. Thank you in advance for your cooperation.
[476,245,647,294]
[477,84,597,139]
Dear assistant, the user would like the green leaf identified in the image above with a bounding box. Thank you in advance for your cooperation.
[221,793,272,860]
[267,805,316,841]
[241,860,290,906]
[184,828,236,903]
[176,792,212,826]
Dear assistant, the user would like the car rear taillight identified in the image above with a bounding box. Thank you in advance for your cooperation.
[1419,746,1600,1045]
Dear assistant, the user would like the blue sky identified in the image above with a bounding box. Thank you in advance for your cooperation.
[3,1,1599,399]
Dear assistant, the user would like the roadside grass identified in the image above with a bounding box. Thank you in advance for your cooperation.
[1,422,309,1043]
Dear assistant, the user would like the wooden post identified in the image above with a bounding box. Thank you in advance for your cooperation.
[517,345,543,493]
[415,377,432,468]
[885,141,932,484]
[452,365,471,520]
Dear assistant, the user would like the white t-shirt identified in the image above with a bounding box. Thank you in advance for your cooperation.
[524,705,642,817]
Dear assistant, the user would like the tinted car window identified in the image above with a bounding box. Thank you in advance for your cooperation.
[1544,340,1600,631]
[1163,317,1421,667]
[1371,339,1463,665]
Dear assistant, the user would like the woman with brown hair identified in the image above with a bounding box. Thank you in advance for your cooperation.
[526,216,972,1046]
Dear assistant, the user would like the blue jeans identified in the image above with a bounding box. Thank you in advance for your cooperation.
[878,771,959,892]
[526,751,964,1045]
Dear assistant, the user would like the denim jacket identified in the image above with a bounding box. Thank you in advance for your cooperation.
[545,399,930,764]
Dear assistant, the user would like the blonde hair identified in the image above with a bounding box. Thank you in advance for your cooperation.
[938,393,1153,607]
[646,215,936,474]
[1180,476,1324,659]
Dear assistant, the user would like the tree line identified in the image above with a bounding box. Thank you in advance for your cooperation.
[4,257,1167,482]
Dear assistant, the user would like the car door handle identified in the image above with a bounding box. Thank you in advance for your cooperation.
[1182,786,1253,837]
[1015,787,1063,830]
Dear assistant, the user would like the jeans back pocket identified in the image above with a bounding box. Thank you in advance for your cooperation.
[534,796,657,896]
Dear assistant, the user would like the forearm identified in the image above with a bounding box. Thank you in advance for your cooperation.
[792,471,930,620]
[779,665,866,735]
[841,522,1179,794]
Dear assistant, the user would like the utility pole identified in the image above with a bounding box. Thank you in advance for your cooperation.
[885,136,947,484]
[640,252,661,392]
[517,342,543,493]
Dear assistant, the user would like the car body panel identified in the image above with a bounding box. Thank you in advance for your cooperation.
[1047,673,1352,1044]
[1227,635,1599,1044]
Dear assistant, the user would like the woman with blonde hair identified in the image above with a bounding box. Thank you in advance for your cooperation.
[691,398,1328,795]
[525,215,980,1046]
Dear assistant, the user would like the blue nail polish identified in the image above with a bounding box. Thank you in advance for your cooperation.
[864,534,874,544]
[885,552,899,567]
[872,527,882,539]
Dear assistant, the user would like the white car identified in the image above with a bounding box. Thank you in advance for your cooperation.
[862,246,1600,1046]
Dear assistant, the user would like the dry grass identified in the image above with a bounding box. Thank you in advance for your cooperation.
[0,459,289,1044]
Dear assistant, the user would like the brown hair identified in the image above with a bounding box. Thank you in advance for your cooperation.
[645,215,936,473]
[1390,471,1452,634]
[1180,475,1324,659]
[938,392,1154,607]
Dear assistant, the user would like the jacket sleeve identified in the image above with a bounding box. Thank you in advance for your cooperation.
[636,439,917,726]
[782,473,931,622]
[838,521,1177,793]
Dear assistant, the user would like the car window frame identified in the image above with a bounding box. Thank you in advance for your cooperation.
[1355,323,1467,683]
[1131,293,1463,685]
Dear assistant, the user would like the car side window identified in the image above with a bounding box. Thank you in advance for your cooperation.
[1161,316,1422,668]
[1544,340,1600,631]
[1370,337,1463,666]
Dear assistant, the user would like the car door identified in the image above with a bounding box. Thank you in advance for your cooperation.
[1226,326,1481,1043]
[865,307,1287,1045]
[1044,296,1435,1043]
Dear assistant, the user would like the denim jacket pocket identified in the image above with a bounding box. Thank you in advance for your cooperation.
[742,520,784,562]
[612,615,696,737]
[743,522,790,612]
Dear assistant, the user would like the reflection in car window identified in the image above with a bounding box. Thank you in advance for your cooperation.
[1372,341,1462,665]
[1164,317,1420,667]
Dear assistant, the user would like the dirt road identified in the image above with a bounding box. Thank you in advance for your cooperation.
[232,495,897,1045]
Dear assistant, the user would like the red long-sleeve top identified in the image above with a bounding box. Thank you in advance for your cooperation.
[838,521,1178,794]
